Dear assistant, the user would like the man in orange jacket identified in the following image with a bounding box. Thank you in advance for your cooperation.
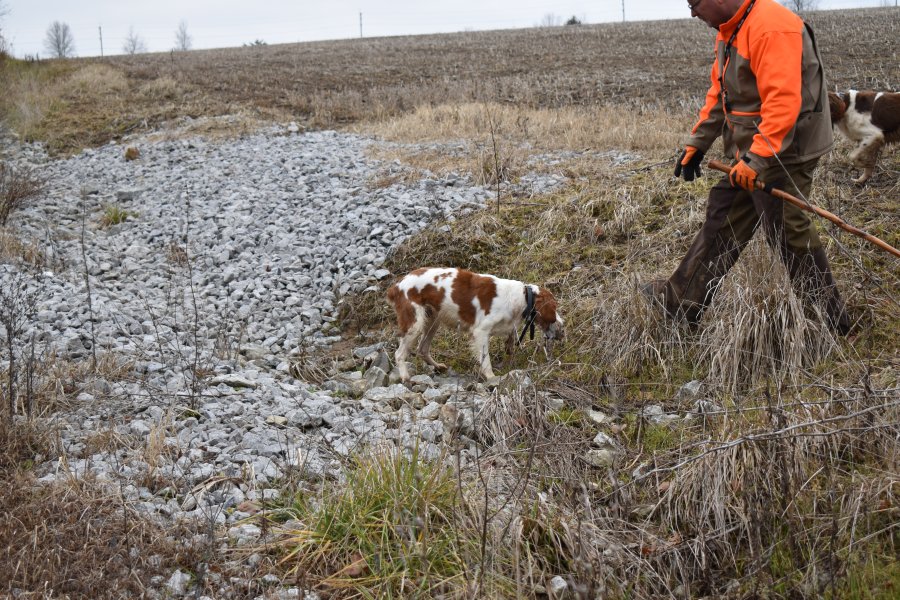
[645,0,850,334]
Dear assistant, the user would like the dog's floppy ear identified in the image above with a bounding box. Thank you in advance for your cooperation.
[533,287,561,329]
[828,91,846,124]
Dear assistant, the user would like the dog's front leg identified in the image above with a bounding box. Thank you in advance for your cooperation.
[472,330,496,382]
[497,332,516,370]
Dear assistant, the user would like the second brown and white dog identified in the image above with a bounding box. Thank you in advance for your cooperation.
[828,89,900,184]
[387,267,563,383]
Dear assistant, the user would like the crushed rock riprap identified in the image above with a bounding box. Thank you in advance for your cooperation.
[11,128,495,359]
[0,124,585,500]
[0,124,644,595]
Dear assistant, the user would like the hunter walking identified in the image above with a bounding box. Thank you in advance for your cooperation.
[645,0,851,335]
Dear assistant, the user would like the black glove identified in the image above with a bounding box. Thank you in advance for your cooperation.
[674,146,704,182]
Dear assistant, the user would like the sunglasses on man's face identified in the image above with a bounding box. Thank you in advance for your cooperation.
[688,0,703,9]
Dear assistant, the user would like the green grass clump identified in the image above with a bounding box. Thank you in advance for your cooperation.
[270,445,506,596]
[546,406,585,428]
[842,555,900,600]
[100,203,136,227]
[622,414,681,454]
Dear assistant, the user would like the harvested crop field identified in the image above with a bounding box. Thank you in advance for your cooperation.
[2,8,898,153]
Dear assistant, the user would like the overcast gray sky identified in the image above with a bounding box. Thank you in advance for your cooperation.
[1,0,888,57]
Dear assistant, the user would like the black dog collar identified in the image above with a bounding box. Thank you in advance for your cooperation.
[518,285,537,344]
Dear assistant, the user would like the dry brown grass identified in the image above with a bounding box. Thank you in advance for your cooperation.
[645,382,900,595]
[0,418,277,599]
[0,422,161,599]
[699,237,845,395]
[358,102,685,152]
[263,372,898,598]
[3,350,136,422]
[0,473,174,598]
[0,229,47,267]
[0,59,71,141]
[0,465,281,599]
[1,8,897,155]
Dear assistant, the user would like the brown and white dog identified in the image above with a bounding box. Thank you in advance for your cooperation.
[828,90,900,184]
[387,267,564,383]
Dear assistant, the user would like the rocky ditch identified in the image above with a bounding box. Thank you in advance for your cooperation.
[1,123,694,598]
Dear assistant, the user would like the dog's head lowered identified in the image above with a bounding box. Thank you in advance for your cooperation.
[533,287,564,342]
[828,91,848,125]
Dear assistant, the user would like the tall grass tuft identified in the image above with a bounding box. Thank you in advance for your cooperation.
[591,274,693,379]
[700,237,841,395]
[650,383,900,598]
[271,444,492,596]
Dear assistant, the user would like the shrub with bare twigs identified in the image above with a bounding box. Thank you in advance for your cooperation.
[0,269,41,421]
[0,162,45,227]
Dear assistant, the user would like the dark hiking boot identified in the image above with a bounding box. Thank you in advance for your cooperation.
[641,279,677,318]
[783,246,851,336]
[641,279,708,330]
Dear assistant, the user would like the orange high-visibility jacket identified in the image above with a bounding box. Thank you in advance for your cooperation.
[687,0,833,173]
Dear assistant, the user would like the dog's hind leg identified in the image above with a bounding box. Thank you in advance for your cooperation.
[417,316,447,373]
[851,135,884,184]
[396,307,427,382]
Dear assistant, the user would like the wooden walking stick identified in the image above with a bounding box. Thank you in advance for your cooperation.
[708,159,900,259]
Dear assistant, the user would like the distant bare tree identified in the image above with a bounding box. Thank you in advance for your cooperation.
[538,13,562,27]
[122,26,147,55]
[784,0,820,12]
[174,20,192,51]
[0,0,10,53]
[44,21,75,58]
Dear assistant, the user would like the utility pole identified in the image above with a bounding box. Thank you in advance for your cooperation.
[621,0,625,23]
[98,25,103,57]
[359,12,363,38]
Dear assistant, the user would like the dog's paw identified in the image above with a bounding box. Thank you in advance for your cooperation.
[852,173,872,185]
[431,362,448,372]
[484,375,502,388]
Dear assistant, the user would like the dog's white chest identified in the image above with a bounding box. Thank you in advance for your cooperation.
[841,106,883,142]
